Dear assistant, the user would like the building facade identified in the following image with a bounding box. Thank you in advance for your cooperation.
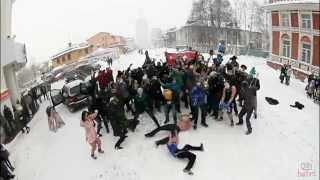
[87,32,125,49]
[51,43,93,68]
[171,24,262,54]
[1,0,27,111]
[264,0,320,80]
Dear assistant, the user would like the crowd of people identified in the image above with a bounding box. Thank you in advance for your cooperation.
[0,83,50,142]
[77,49,260,174]
[280,63,320,102]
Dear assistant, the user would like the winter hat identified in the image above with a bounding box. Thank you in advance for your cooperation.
[249,67,256,76]
[230,56,237,61]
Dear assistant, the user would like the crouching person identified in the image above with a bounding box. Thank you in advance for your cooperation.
[167,130,204,175]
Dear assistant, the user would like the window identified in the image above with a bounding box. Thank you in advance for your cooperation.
[281,14,290,27]
[62,56,65,62]
[67,54,71,60]
[301,43,311,63]
[281,35,290,58]
[85,48,89,54]
[301,14,311,29]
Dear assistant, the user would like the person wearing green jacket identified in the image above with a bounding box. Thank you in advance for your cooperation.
[169,68,184,112]
[133,88,160,128]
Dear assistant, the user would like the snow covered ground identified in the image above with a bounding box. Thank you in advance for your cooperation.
[7,49,319,180]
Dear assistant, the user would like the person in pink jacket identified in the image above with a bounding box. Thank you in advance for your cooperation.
[80,111,104,159]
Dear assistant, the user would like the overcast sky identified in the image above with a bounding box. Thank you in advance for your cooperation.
[12,0,266,63]
[12,0,194,63]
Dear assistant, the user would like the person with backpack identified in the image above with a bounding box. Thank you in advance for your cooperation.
[166,130,204,175]
[161,78,181,124]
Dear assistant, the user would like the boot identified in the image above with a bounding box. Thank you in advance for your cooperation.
[230,120,234,127]
[236,121,243,126]
[183,168,194,175]
[91,154,97,160]
[245,130,252,135]
[201,122,208,127]
[200,143,204,151]
[98,149,104,153]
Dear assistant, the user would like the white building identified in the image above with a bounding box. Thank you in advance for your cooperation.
[135,18,149,48]
[1,0,27,111]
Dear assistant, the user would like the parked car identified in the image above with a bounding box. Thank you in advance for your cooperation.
[50,80,88,112]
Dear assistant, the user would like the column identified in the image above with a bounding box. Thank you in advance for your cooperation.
[3,64,20,105]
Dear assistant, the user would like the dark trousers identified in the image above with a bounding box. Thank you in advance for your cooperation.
[115,135,127,148]
[0,161,13,179]
[155,136,170,146]
[238,107,254,132]
[232,98,238,115]
[176,144,202,170]
[164,102,177,124]
[145,124,178,137]
[182,90,191,109]
[134,110,160,127]
[97,114,110,134]
[192,105,207,126]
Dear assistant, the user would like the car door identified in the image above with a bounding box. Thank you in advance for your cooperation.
[50,89,64,107]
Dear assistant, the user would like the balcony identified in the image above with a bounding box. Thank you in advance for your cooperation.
[1,37,27,70]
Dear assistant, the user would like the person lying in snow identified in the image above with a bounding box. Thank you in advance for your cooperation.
[166,130,204,175]
[144,114,192,138]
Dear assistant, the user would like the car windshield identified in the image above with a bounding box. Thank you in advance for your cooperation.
[70,85,80,95]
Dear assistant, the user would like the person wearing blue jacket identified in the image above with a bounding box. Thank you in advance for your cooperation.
[191,82,208,129]
[166,130,204,175]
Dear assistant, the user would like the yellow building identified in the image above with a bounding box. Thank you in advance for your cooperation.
[51,43,93,68]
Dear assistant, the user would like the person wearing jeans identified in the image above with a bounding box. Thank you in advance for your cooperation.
[166,130,204,175]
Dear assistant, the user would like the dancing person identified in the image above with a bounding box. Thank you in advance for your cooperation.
[80,111,104,159]
[166,130,204,175]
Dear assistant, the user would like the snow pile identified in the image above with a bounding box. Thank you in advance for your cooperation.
[6,50,319,180]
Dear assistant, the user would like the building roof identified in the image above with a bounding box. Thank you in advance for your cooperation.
[51,43,90,60]
[263,0,320,11]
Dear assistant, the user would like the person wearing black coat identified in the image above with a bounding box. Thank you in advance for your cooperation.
[149,76,163,112]
[207,72,224,119]
[247,76,260,119]
[280,65,287,83]
[107,93,139,150]
[0,144,15,180]
[236,81,257,135]
[2,106,15,134]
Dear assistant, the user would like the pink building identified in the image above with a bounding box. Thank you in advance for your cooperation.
[264,0,320,81]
